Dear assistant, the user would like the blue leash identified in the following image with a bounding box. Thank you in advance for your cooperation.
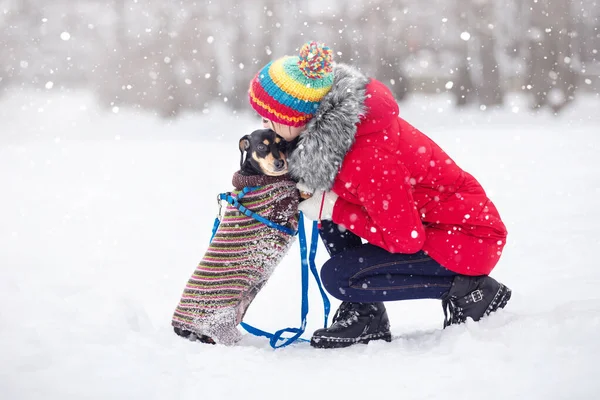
[210,187,330,348]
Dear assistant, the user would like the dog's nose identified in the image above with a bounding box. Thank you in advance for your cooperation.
[274,159,285,169]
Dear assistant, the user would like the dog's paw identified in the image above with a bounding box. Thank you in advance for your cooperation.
[195,309,243,346]
[173,327,216,345]
[192,334,217,345]
[296,181,314,199]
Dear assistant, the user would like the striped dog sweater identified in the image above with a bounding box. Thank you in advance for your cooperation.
[172,172,299,344]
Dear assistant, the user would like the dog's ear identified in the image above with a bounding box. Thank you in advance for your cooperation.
[239,135,251,152]
[239,135,251,168]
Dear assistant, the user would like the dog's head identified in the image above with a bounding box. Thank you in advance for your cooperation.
[239,129,289,176]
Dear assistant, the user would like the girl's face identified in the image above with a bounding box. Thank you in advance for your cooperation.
[262,118,305,142]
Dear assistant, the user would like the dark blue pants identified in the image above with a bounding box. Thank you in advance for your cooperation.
[318,220,457,302]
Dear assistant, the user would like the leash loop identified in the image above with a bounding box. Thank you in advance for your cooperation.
[240,213,329,348]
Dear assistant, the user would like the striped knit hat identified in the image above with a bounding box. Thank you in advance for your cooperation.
[248,41,334,127]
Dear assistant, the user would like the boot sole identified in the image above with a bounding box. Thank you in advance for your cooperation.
[310,331,392,349]
[484,284,511,317]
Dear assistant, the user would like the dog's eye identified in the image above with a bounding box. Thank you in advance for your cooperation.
[257,144,267,152]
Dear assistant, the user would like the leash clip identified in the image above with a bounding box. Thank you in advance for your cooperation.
[216,194,224,219]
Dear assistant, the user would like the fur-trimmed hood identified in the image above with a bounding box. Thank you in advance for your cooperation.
[287,63,370,191]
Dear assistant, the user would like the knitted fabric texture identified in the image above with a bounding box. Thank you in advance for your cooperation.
[248,41,334,127]
[172,172,299,345]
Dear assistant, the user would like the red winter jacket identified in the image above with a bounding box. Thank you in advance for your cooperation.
[330,79,507,276]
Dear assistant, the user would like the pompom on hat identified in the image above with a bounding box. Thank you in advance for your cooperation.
[248,41,334,127]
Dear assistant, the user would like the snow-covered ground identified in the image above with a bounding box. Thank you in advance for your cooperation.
[1,90,599,399]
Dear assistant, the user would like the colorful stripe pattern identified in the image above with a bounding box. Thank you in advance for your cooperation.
[172,174,299,337]
[248,41,334,127]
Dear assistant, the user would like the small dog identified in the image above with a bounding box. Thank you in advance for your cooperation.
[238,129,289,176]
[172,129,299,345]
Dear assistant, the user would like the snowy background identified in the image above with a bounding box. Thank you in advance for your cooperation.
[2,0,600,399]
[1,89,599,399]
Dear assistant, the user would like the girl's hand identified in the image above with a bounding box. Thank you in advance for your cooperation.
[298,190,338,221]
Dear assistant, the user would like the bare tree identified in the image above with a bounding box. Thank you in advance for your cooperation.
[453,0,476,106]
[527,0,578,113]
[472,0,503,106]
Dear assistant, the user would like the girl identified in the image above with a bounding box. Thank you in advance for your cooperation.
[248,41,511,349]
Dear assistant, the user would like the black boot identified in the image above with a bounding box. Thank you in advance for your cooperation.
[173,327,216,345]
[441,275,511,328]
[310,302,392,349]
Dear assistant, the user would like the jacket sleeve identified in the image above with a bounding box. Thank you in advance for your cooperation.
[331,148,425,254]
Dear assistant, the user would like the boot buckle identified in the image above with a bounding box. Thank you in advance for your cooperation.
[468,289,484,303]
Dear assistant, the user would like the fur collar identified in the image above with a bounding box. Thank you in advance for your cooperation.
[287,63,369,191]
